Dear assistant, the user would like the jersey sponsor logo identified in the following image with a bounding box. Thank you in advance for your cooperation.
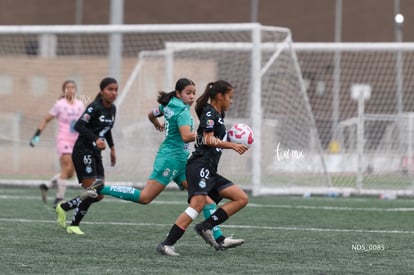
[109,186,135,194]
[99,126,111,138]
[163,106,174,119]
[99,115,114,123]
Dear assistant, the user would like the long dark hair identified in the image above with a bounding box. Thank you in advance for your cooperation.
[94,77,118,101]
[157,78,195,106]
[195,80,233,118]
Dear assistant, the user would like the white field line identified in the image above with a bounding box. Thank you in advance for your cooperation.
[1,195,414,234]
[1,194,414,212]
[0,218,413,235]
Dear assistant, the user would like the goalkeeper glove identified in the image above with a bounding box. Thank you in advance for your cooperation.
[30,129,41,147]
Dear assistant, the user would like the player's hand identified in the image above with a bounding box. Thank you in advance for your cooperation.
[95,138,106,150]
[29,136,40,147]
[232,143,249,155]
[29,129,42,147]
[110,147,116,167]
[154,122,164,132]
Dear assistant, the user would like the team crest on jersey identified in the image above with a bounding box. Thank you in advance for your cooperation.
[199,179,206,188]
[81,113,90,122]
[85,166,92,174]
[163,168,170,177]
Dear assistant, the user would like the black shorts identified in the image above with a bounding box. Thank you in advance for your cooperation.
[185,160,234,204]
[72,145,104,184]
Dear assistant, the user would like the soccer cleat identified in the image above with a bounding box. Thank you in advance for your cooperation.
[80,179,104,200]
[66,226,85,235]
[55,202,67,228]
[156,243,180,256]
[194,223,220,250]
[218,236,245,251]
[39,183,48,203]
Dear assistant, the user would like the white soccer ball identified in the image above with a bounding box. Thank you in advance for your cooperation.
[227,123,254,147]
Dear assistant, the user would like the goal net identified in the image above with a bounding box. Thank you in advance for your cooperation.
[0,24,330,196]
[295,43,414,196]
[8,26,414,197]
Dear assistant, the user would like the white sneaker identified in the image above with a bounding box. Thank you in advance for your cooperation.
[80,190,99,201]
[80,179,104,200]
[218,236,245,250]
[194,223,220,250]
[156,243,180,256]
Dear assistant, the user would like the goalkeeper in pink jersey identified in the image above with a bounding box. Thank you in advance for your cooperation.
[30,80,85,207]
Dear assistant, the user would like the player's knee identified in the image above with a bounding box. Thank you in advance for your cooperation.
[66,170,75,179]
[138,190,154,204]
[189,197,206,213]
[139,196,153,204]
[238,192,249,208]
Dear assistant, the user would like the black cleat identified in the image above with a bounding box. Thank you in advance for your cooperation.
[39,184,49,203]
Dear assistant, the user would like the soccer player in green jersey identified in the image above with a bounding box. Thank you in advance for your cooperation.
[82,78,244,249]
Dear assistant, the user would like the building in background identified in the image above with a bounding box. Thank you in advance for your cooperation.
[0,0,413,42]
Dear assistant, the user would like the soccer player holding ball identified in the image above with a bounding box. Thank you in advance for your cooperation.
[30,80,85,207]
[157,80,249,256]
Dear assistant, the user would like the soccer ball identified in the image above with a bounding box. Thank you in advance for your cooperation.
[227,123,254,147]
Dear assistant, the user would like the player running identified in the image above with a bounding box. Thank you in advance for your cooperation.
[30,80,85,207]
[157,80,249,256]
[55,77,118,235]
[81,78,244,248]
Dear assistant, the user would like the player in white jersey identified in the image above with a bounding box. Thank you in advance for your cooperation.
[30,80,85,207]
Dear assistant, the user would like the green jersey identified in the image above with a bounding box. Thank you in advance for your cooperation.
[156,97,193,161]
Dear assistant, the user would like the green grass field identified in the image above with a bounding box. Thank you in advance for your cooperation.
[1,186,414,274]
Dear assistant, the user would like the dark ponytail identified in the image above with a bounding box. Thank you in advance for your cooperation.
[195,80,233,118]
[157,77,195,106]
[157,91,176,106]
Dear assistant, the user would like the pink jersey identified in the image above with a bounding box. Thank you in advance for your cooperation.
[49,98,85,156]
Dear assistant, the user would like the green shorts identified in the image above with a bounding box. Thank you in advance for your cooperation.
[149,157,187,189]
